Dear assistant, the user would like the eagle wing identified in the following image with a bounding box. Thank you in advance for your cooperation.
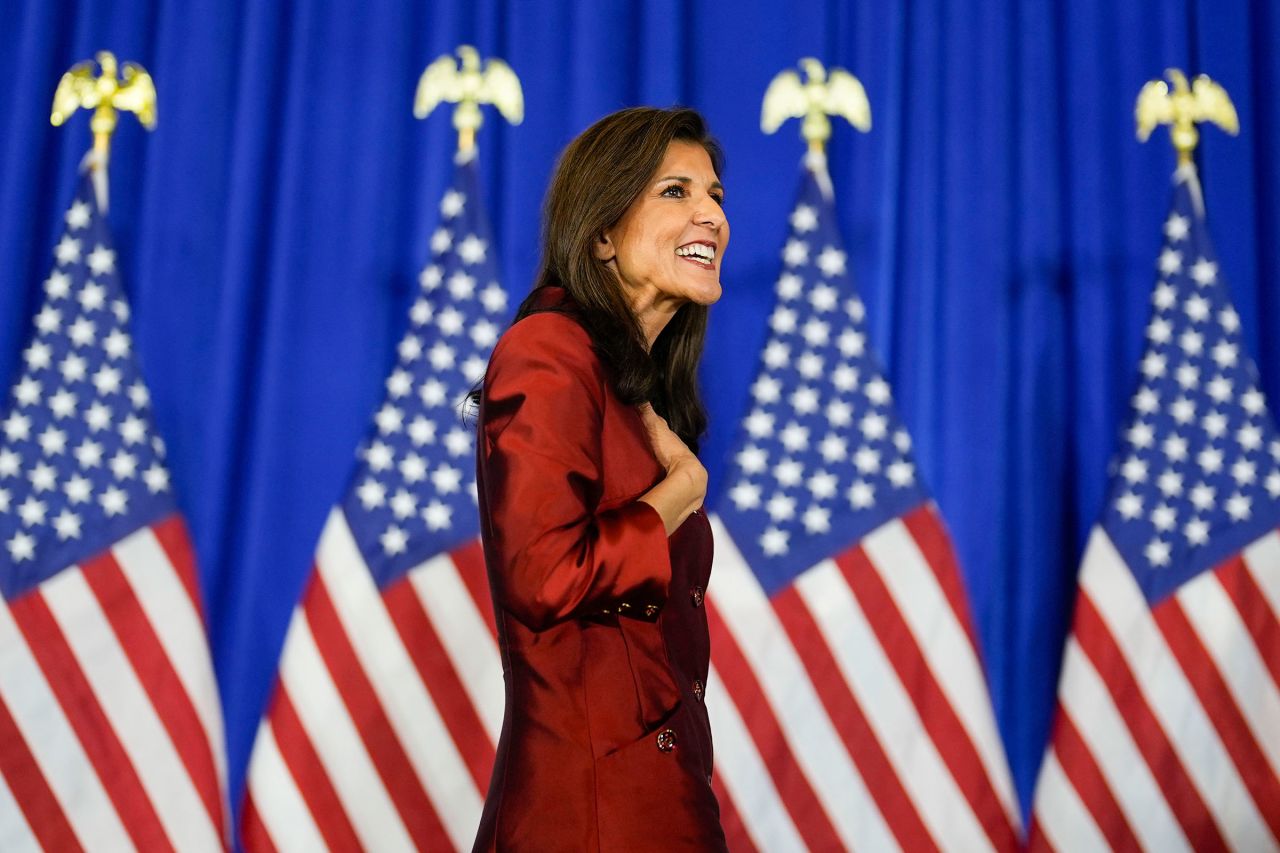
[414,55,461,119]
[761,70,807,133]
[1192,75,1239,135]
[824,69,871,132]
[480,59,524,125]
[50,62,97,126]
[1135,79,1173,141]
[114,63,158,129]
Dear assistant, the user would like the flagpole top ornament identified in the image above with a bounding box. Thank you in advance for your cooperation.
[1135,69,1238,167]
[50,51,157,167]
[761,57,870,154]
[415,45,524,156]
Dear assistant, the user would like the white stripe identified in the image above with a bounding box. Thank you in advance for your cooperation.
[0,754,42,853]
[709,515,897,851]
[42,567,221,852]
[278,608,416,852]
[408,553,504,740]
[0,597,130,851]
[862,517,1020,826]
[1081,529,1275,850]
[795,560,989,851]
[1030,750,1110,853]
[244,721,327,853]
[1177,570,1280,778]
[112,526,229,792]
[1054,636,1189,852]
[1244,530,1280,622]
[703,666,807,853]
[317,510,481,849]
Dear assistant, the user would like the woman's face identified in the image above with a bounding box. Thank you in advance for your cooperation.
[598,140,729,311]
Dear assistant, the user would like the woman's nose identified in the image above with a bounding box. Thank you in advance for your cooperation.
[693,198,724,229]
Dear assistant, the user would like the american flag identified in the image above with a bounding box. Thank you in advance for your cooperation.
[704,155,1021,851]
[1029,166,1280,850]
[240,152,507,851]
[0,170,229,850]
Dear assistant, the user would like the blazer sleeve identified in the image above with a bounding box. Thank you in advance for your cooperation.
[479,313,672,632]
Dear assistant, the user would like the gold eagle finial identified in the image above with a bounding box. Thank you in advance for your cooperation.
[761,57,870,154]
[50,51,157,163]
[414,45,523,155]
[1135,69,1238,165]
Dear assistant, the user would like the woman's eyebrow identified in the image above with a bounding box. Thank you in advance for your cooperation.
[654,175,726,192]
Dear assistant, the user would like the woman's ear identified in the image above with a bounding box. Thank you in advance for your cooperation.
[593,231,615,263]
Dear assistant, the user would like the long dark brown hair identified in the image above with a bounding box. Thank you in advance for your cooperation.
[511,106,725,453]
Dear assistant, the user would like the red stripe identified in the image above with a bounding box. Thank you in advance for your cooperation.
[1025,820,1056,852]
[711,775,759,853]
[1073,592,1229,851]
[901,505,981,651]
[79,548,227,839]
[304,575,453,850]
[265,688,361,851]
[1046,705,1143,851]
[449,538,498,641]
[836,547,1019,850]
[1218,555,1280,687]
[149,515,206,624]
[9,589,174,852]
[237,794,279,853]
[1154,594,1280,839]
[383,574,495,789]
[772,583,938,852]
[0,691,84,852]
[706,602,845,852]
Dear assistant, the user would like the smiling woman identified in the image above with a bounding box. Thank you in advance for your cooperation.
[472,107,731,852]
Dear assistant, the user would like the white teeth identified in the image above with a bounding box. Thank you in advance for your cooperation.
[676,244,715,262]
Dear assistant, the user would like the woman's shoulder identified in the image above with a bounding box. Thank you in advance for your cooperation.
[489,303,601,385]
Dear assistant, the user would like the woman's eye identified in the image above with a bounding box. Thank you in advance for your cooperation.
[711,194,725,206]
[661,184,686,198]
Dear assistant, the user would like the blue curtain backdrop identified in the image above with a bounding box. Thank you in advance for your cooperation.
[2,0,1278,827]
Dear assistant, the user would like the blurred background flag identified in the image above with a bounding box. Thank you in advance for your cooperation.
[1029,74,1280,851]
[705,146,1021,851]
[239,142,511,851]
[0,54,229,852]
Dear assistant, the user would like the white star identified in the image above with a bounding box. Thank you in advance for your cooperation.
[1145,537,1171,567]
[54,235,81,266]
[737,445,767,474]
[471,319,499,348]
[444,428,472,457]
[865,377,891,406]
[790,386,819,414]
[66,200,91,229]
[760,527,789,556]
[430,229,452,255]
[35,306,60,334]
[0,449,19,478]
[1231,459,1257,486]
[782,239,809,267]
[1157,469,1183,497]
[79,281,106,311]
[60,353,87,382]
[1170,397,1195,424]
[407,417,436,446]
[37,427,66,456]
[1202,411,1227,438]
[398,334,423,361]
[113,300,129,323]
[807,471,838,499]
[1147,317,1172,344]
[1184,295,1210,322]
[894,431,912,452]
[143,464,169,493]
[356,478,386,509]
[1153,282,1177,309]
[779,422,809,452]
[103,329,130,359]
[440,190,465,218]
[419,265,443,290]
[832,366,859,392]
[428,342,455,370]
[6,532,34,562]
[17,496,46,526]
[1127,421,1154,449]
[860,412,888,440]
[809,284,838,312]
[1175,363,1199,389]
[1211,341,1238,368]
[887,460,915,487]
[1241,389,1265,416]
[390,489,418,519]
[432,463,462,493]
[69,317,96,347]
[1140,352,1166,379]
[1189,483,1215,511]
[410,298,433,326]
[1121,456,1148,483]
[837,330,865,357]
[744,409,774,439]
[729,480,761,509]
[826,398,853,425]
[53,510,82,540]
[386,369,413,398]
[1226,492,1251,521]
[1206,376,1232,403]
[802,505,831,533]
[1237,423,1263,451]
[846,297,866,322]
[1164,214,1189,241]
[762,341,789,369]
[1134,388,1159,414]
[92,365,121,395]
[380,524,409,556]
[1157,248,1182,275]
[365,440,394,471]
[400,453,427,483]
[86,245,115,275]
[751,375,781,404]
[854,447,880,474]
[436,307,465,336]
[458,234,487,265]
[1178,330,1203,356]
[480,283,507,314]
[801,318,829,347]
[2,412,31,442]
[447,271,476,300]
[1184,517,1209,546]
[128,383,149,408]
[1188,257,1217,286]
[819,434,847,462]
[766,492,796,521]
[375,404,403,434]
[24,341,51,370]
[797,352,824,379]
[790,205,817,232]
[1267,472,1280,498]
[15,377,41,407]
[1219,306,1240,333]
[848,480,875,509]
[65,475,92,504]
[816,246,847,277]
[1197,446,1223,474]
[419,379,447,407]
[423,500,453,530]
[29,463,56,492]
[109,450,137,479]
[119,415,146,445]
[769,306,797,335]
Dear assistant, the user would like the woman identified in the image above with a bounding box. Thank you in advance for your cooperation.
[472,106,730,852]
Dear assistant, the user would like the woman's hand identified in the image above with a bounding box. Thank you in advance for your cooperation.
[636,403,707,535]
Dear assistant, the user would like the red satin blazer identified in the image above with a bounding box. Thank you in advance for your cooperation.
[472,289,726,852]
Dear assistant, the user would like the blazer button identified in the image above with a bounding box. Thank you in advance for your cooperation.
[692,679,704,701]
[690,586,704,608]
[656,728,677,753]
